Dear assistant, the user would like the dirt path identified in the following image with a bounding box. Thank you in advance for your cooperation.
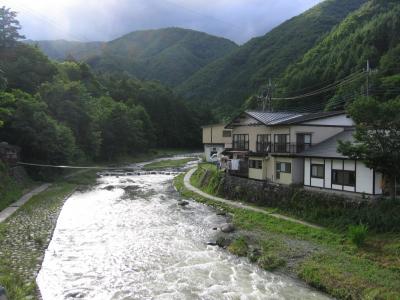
[184,168,323,230]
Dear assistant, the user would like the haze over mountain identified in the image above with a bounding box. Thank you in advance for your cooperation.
[28,28,238,87]
[5,0,323,44]
[177,0,368,115]
[24,0,400,118]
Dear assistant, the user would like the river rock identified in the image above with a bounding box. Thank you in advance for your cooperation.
[216,211,227,216]
[178,200,189,207]
[215,235,232,248]
[207,241,218,246]
[65,292,85,298]
[221,223,235,233]
[104,185,115,191]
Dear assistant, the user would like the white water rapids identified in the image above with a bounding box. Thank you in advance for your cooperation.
[37,169,331,299]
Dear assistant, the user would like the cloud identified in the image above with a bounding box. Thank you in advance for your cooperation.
[3,0,323,44]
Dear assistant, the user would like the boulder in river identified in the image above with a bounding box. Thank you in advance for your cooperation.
[221,223,235,233]
[104,185,115,191]
[178,200,189,207]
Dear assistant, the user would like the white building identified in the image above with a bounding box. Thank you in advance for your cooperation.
[300,129,383,196]
[207,110,385,197]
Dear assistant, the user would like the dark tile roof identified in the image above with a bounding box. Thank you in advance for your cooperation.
[298,129,355,158]
[244,110,346,126]
[245,111,303,125]
[276,110,346,125]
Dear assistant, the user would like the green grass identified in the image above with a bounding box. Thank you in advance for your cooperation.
[142,157,198,170]
[174,172,400,299]
[0,163,35,212]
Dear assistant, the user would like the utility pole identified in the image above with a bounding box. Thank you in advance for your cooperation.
[257,79,274,112]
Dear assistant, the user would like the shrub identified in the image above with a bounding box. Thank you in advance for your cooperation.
[348,224,368,247]
[227,237,248,257]
[257,254,285,271]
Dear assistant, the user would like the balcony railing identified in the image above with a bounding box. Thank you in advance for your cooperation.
[256,142,312,154]
[233,141,249,151]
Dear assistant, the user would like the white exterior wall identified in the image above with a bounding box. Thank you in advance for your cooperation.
[356,162,373,194]
[304,158,383,195]
[290,126,344,144]
[248,156,268,180]
[202,124,232,148]
[302,114,354,126]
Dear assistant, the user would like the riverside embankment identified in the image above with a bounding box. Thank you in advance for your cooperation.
[174,164,400,300]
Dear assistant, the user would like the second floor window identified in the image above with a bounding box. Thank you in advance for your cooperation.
[297,133,312,152]
[256,134,271,152]
[274,134,289,153]
[233,134,249,150]
[223,130,232,137]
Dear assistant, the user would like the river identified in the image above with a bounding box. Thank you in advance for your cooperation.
[37,160,330,300]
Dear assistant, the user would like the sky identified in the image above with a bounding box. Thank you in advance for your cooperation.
[3,0,323,44]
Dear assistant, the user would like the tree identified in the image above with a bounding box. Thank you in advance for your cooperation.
[338,96,400,197]
[0,90,77,166]
[0,6,25,48]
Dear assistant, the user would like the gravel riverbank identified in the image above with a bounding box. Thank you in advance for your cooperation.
[0,183,77,299]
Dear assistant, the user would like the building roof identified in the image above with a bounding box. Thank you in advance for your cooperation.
[298,129,355,159]
[201,123,229,129]
[245,111,302,125]
[275,110,346,125]
[233,110,347,127]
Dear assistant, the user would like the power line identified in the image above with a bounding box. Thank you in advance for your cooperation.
[272,71,366,101]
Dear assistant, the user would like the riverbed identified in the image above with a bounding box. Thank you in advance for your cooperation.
[37,166,330,299]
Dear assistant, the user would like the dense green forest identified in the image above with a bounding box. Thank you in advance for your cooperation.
[0,8,214,177]
[24,39,104,61]
[275,0,400,111]
[176,0,367,117]
[29,28,238,88]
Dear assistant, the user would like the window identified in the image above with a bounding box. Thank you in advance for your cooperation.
[274,134,289,153]
[256,134,271,152]
[332,170,355,187]
[296,133,312,152]
[276,162,291,179]
[223,130,231,137]
[249,160,262,169]
[233,134,249,150]
[276,162,291,173]
[311,164,324,179]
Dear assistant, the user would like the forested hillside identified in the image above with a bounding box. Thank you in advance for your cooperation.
[276,0,400,111]
[30,28,238,88]
[0,9,213,178]
[25,39,104,61]
[177,0,367,117]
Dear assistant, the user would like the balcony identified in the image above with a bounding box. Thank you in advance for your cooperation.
[256,142,312,154]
